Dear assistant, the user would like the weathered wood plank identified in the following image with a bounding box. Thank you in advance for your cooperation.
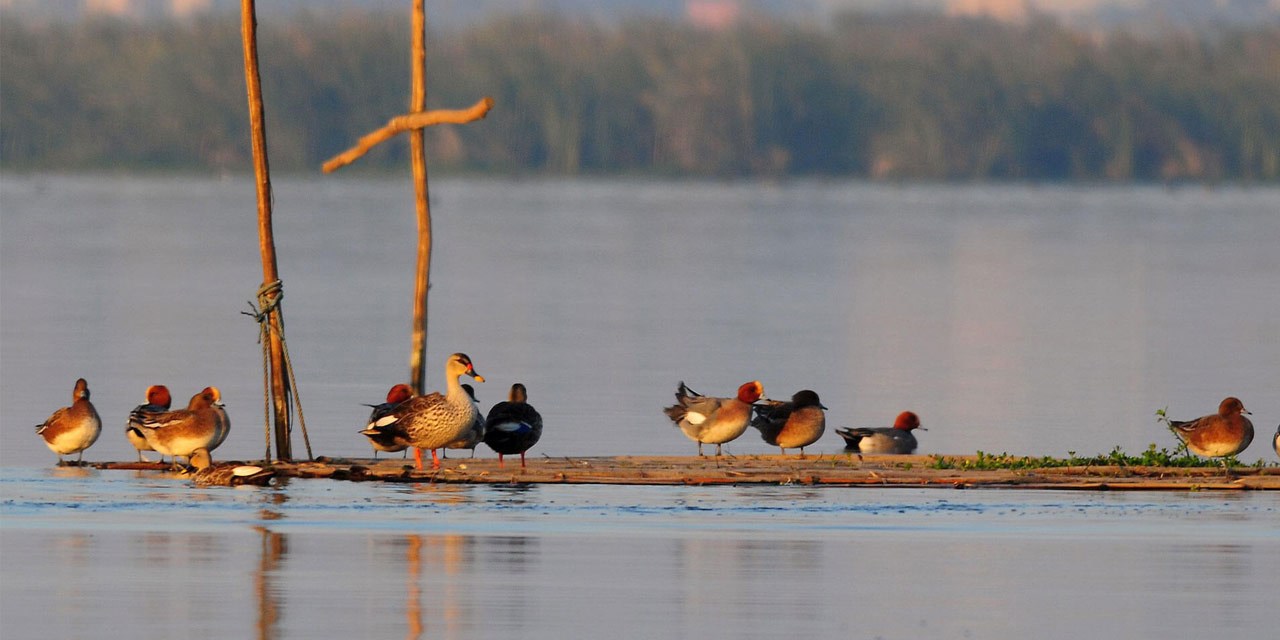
[84,455,1280,490]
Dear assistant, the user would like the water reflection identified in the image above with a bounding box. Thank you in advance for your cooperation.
[1,475,1278,638]
[394,482,475,506]
[406,535,423,640]
[377,534,474,640]
[254,527,285,640]
[674,536,827,627]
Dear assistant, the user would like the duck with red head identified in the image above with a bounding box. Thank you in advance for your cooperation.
[204,387,231,453]
[750,389,827,457]
[1168,397,1254,465]
[366,353,485,469]
[36,378,102,465]
[127,384,172,462]
[663,380,763,456]
[132,387,226,467]
[360,383,416,458]
[837,411,927,454]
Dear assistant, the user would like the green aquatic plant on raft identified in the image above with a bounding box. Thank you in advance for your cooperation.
[1154,407,1191,456]
[927,445,1268,471]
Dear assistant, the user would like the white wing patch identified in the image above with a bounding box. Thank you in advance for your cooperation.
[493,421,527,433]
[684,412,707,426]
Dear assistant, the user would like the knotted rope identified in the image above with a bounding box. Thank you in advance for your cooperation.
[242,280,313,461]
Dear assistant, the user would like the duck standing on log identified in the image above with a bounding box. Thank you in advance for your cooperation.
[750,389,826,458]
[663,380,763,456]
[127,384,172,462]
[484,383,542,468]
[360,383,415,458]
[366,353,484,470]
[444,383,486,458]
[837,411,926,454]
[131,387,226,468]
[1167,397,1254,471]
[35,378,102,465]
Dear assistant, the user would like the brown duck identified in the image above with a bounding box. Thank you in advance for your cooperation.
[368,353,484,469]
[126,384,172,462]
[1168,397,1254,459]
[132,387,226,463]
[750,389,827,457]
[663,380,763,456]
[360,383,415,458]
[36,378,102,464]
[189,449,275,487]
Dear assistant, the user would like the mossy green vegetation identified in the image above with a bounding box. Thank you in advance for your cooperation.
[927,445,1271,471]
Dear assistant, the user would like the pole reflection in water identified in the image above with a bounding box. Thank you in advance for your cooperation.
[253,484,289,640]
[383,531,475,640]
[254,526,285,640]
[406,535,423,640]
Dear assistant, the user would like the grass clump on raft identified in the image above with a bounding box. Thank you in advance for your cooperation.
[926,445,1273,471]
[925,407,1273,471]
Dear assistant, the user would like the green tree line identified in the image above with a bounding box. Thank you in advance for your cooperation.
[2,11,1278,180]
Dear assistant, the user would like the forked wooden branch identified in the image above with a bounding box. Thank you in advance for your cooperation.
[322,97,494,173]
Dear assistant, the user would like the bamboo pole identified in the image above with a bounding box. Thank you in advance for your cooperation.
[408,0,431,396]
[321,99,492,174]
[241,0,292,460]
[319,1,492,398]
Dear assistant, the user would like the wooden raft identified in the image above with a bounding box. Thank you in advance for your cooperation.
[89,455,1280,490]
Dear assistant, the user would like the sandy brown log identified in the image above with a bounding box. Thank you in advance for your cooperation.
[86,456,1280,490]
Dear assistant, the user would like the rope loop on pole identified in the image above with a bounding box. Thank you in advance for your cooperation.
[241,280,314,461]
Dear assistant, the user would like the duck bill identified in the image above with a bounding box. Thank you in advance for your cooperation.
[468,368,485,383]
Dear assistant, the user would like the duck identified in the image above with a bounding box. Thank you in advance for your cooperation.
[368,353,484,469]
[837,411,926,454]
[360,383,415,458]
[483,383,542,468]
[1168,397,1254,464]
[132,387,226,466]
[444,383,486,457]
[208,387,231,452]
[188,448,275,487]
[126,384,172,462]
[750,389,827,457]
[35,378,102,464]
[663,380,763,456]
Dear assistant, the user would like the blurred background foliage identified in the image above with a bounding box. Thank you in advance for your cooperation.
[2,10,1278,180]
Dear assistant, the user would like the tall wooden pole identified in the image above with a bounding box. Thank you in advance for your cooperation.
[241,0,292,460]
[408,0,432,395]
[320,2,491,398]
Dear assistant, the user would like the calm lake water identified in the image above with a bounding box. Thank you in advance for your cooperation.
[3,468,1278,639]
[2,175,1279,638]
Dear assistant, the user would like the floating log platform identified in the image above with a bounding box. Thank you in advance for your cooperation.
[88,454,1280,491]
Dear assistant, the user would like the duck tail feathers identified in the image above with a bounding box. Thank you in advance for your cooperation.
[662,404,686,423]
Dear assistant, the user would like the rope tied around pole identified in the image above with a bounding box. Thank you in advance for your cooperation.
[241,280,313,461]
